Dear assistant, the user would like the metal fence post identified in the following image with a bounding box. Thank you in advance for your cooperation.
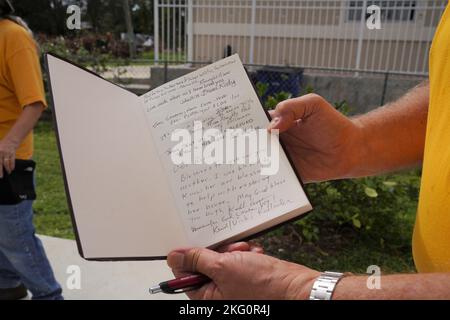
[154,0,159,65]
[164,60,168,83]
[187,0,194,63]
[249,0,256,64]
[380,72,389,106]
[355,0,367,76]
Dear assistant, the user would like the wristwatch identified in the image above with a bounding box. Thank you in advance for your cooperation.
[309,271,345,300]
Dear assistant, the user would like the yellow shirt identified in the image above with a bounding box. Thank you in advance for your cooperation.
[0,19,47,159]
[413,3,450,272]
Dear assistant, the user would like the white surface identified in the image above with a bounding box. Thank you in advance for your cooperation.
[47,54,187,258]
[39,235,187,300]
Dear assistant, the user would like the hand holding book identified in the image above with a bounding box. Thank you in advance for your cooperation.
[166,245,319,300]
[267,94,364,183]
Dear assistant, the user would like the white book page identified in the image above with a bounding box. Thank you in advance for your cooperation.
[47,55,187,259]
[141,55,311,247]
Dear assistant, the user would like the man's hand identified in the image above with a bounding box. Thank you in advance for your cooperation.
[0,139,18,178]
[168,246,450,300]
[268,93,364,183]
[268,84,429,182]
[215,241,264,254]
[0,101,45,178]
[167,247,319,300]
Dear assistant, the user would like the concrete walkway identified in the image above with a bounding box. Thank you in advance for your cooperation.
[39,235,187,300]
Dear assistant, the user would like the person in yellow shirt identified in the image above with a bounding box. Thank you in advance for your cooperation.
[0,0,62,300]
[166,4,450,299]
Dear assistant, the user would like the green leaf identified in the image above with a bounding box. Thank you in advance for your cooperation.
[383,181,398,187]
[352,218,362,229]
[256,82,269,98]
[364,187,378,198]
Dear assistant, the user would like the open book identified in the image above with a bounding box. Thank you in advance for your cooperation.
[46,53,312,260]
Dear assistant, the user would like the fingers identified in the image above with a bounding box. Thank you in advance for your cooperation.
[0,148,16,177]
[167,248,220,279]
[3,156,15,174]
[250,244,264,254]
[168,242,264,276]
[268,93,325,133]
[217,241,264,254]
[216,242,249,253]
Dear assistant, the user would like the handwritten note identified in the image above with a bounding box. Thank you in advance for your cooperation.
[141,55,307,245]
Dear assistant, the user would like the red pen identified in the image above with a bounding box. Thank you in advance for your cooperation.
[149,274,211,294]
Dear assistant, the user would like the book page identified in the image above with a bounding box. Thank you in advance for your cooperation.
[47,55,187,259]
[141,55,311,247]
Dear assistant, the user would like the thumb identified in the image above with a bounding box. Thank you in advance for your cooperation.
[167,248,220,278]
[268,93,324,133]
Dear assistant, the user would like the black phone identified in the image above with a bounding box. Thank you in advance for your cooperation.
[0,159,36,205]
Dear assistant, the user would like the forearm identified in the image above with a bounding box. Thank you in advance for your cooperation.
[350,82,429,177]
[2,102,44,147]
[333,272,450,300]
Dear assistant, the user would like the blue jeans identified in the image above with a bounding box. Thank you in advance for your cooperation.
[0,200,63,300]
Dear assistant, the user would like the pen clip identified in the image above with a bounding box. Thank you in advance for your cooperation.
[159,274,210,294]
[163,284,204,294]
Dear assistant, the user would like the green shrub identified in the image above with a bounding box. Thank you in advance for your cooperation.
[302,173,420,248]
[38,34,112,74]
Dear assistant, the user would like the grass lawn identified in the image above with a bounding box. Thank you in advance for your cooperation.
[33,121,73,239]
[33,120,418,274]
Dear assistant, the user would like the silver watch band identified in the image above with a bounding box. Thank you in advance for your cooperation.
[309,271,344,300]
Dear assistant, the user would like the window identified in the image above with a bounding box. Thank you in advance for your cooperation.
[347,1,416,22]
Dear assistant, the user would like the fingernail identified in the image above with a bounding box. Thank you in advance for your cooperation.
[268,117,280,130]
[168,252,184,269]
[252,247,264,254]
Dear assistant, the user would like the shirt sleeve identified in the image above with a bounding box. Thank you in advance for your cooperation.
[6,39,47,109]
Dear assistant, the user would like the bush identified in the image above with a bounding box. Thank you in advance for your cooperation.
[301,172,420,247]
[37,33,113,73]
[37,33,119,119]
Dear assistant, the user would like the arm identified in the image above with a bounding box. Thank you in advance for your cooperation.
[0,101,44,177]
[167,248,450,300]
[334,272,450,300]
[351,81,429,177]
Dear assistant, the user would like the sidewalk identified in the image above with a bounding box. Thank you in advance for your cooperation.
[39,235,187,300]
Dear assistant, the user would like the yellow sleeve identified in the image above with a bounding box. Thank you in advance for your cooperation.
[6,33,47,109]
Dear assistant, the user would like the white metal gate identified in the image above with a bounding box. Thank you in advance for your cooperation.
[154,0,447,75]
